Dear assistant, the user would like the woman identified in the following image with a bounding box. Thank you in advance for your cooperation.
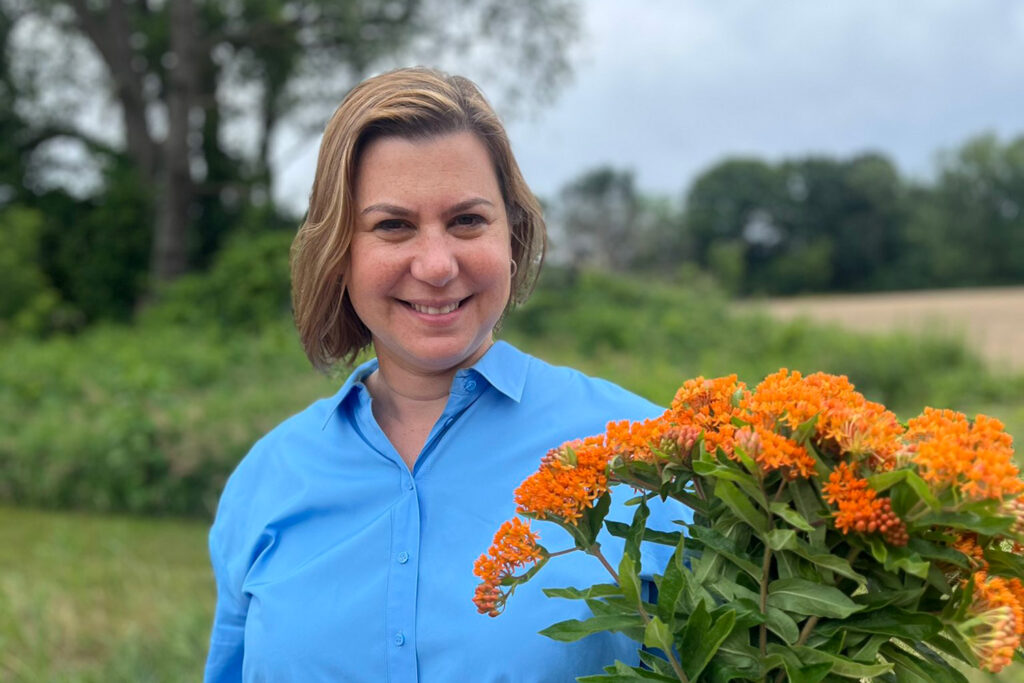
[205,67,685,682]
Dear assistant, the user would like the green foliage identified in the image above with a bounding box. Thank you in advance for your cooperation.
[505,268,1019,414]
[0,321,331,516]
[142,229,294,329]
[899,134,1024,288]
[34,159,152,323]
[0,206,63,336]
[682,153,912,295]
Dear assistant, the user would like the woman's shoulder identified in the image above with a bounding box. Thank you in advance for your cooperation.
[485,342,662,425]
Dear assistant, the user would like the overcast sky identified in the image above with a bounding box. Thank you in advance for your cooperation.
[273,0,1024,212]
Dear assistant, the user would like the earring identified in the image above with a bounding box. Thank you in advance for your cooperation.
[510,259,518,277]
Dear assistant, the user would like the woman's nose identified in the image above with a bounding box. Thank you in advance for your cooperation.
[410,229,459,286]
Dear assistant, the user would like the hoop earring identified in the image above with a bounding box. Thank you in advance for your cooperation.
[510,259,518,277]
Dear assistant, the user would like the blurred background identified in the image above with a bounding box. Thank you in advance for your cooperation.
[1,0,1023,680]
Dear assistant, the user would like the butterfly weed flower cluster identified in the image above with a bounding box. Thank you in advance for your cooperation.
[473,369,1024,681]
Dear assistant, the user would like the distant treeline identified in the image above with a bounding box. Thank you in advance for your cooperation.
[551,133,1024,296]
[3,131,1024,338]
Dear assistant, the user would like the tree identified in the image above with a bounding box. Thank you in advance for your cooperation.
[553,166,641,270]
[683,154,909,295]
[5,0,578,289]
[915,133,1024,286]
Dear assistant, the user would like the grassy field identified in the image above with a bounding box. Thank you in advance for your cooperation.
[741,285,1024,372]
[0,506,212,681]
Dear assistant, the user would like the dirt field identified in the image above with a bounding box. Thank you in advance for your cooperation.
[740,286,1024,371]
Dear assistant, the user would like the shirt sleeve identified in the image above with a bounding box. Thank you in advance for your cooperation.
[204,511,248,682]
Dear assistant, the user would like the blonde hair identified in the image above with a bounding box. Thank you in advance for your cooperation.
[290,67,546,372]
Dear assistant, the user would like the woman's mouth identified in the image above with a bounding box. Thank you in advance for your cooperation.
[406,298,466,315]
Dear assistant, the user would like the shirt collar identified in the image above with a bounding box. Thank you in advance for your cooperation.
[321,340,528,429]
[465,340,527,403]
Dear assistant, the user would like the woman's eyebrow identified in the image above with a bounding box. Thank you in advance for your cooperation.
[361,202,412,216]
[361,197,495,217]
[448,197,495,214]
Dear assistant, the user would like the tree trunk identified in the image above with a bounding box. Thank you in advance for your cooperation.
[151,0,200,282]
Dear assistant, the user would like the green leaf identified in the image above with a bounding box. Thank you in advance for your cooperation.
[879,643,969,683]
[638,650,677,678]
[848,586,925,611]
[618,544,642,606]
[769,501,816,532]
[767,578,863,618]
[871,539,931,578]
[578,491,613,547]
[577,660,678,682]
[692,459,768,507]
[679,602,737,681]
[765,605,801,644]
[625,497,650,562]
[604,521,682,547]
[834,607,942,641]
[687,525,761,580]
[538,614,644,642]
[643,615,673,652]
[919,511,1012,536]
[656,536,688,624]
[766,528,797,551]
[543,584,621,600]
[849,634,889,663]
[786,539,867,587]
[714,479,770,533]
[792,646,894,678]
[867,471,940,510]
[768,645,833,683]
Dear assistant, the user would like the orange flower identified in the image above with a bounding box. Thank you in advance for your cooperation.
[743,369,825,432]
[515,436,611,524]
[960,572,1023,672]
[744,370,903,470]
[735,425,817,480]
[473,518,544,616]
[1002,495,1024,537]
[823,462,908,545]
[606,415,671,464]
[906,409,1021,501]
[669,375,745,431]
[821,399,905,470]
[953,533,988,571]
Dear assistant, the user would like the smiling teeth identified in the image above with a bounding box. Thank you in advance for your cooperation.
[411,302,459,315]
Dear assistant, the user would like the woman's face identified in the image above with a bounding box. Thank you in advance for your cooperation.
[347,131,512,378]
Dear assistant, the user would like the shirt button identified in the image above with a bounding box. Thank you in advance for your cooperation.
[444,417,455,427]
[394,632,405,647]
[464,379,477,391]
[397,551,409,564]
[406,480,414,491]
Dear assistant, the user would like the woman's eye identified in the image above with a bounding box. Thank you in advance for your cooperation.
[451,214,486,229]
[374,219,411,233]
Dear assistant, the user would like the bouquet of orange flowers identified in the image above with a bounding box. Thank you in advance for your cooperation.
[473,370,1024,682]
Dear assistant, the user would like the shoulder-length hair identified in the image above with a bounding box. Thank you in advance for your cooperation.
[290,66,547,372]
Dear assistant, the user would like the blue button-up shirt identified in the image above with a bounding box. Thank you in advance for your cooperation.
[205,341,689,682]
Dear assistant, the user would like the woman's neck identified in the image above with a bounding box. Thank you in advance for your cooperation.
[365,365,453,470]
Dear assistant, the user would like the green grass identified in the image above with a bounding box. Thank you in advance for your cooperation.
[0,506,212,682]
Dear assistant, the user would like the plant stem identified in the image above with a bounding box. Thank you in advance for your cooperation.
[588,543,620,583]
[795,616,819,647]
[759,543,772,657]
[588,544,690,683]
[694,476,707,502]
[546,547,580,558]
